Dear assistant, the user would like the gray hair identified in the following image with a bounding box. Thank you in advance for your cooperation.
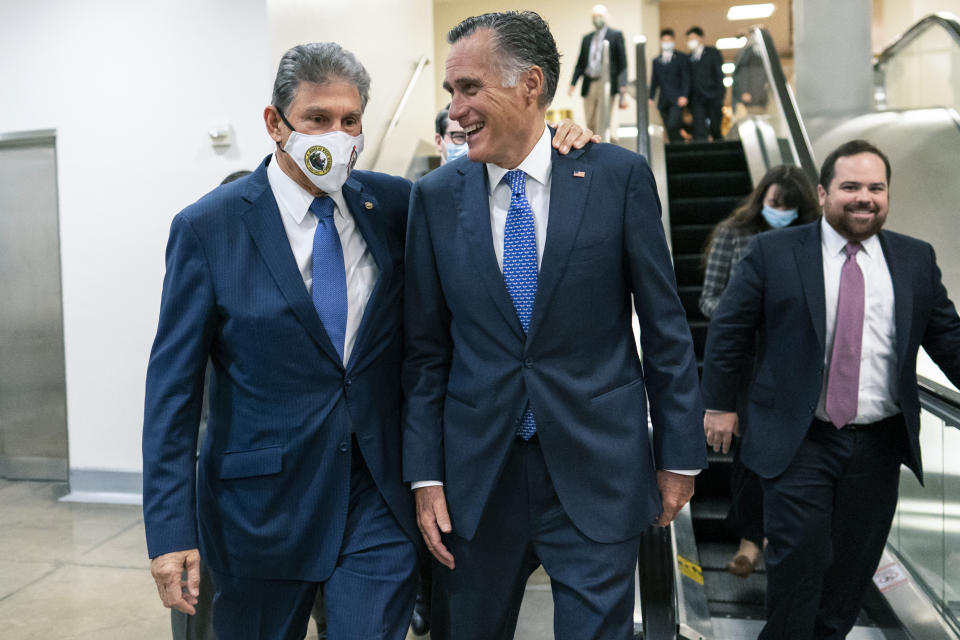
[271,42,371,114]
[447,11,560,108]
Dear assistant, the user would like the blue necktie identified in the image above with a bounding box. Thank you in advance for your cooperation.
[502,169,538,440]
[310,196,348,362]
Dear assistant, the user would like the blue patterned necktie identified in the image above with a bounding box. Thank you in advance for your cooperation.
[502,169,538,440]
[310,196,348,363]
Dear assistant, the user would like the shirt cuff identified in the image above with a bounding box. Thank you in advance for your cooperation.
[411,480,443,490]
[665,469,701,476]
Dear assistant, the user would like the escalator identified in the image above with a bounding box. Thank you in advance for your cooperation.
[633,14,960,640]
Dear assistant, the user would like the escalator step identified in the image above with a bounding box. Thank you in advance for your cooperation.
[666,149,748,174]
[691,496,730,521]
[678,286,704,319]
[673,255,703,288]
[669,171,753,198]
[666,140,743,154]
[703,568,767,606]
[670,196,742,226]
[671,224,715,255]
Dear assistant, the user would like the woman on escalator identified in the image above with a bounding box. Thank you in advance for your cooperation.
[699,164,820,577]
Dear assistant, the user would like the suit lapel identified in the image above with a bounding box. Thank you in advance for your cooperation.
[794,222,826,349]
[240,161,343,366]
[457,162,525,339]
[879,231,913,373]
[526,146,591,343]
[340,176,391,371]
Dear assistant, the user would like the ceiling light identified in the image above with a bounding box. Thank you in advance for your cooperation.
[723,76,734,88]
[727,3,775,20]
[722,62,736,74]
[716,37,748,50]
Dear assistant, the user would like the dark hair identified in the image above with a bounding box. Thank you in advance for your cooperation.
[220,170,252,185]
[704,164,820,260]
[435,108,450,137]
[660,29,675,39]
[819,139,891,189]
[271,43,371,114]
[447,11,560,107]
[686,26,704,37]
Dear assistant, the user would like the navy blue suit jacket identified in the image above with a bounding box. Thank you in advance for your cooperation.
[143,155,417,581]
[402,140,707,544]
[688,46,725,104]
[701,222,960,482]
[650,53,691,111]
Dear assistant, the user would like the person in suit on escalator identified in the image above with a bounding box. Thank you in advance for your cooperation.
[698,165,820,580]
[702,140,960,639]
[685,26,725,141]
[650,28,690,144]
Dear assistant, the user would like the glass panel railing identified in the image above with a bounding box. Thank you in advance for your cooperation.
[875,12,960,112]
[889,378,960,633]
[730,27,818,187]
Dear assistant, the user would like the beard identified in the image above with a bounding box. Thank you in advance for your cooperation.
[831,203,886,241]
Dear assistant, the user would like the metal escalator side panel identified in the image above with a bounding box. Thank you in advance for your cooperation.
[672,504,715,640]
[872,546,960,639]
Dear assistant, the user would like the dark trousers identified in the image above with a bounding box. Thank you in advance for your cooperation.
[759,416,905,640]
[658,105,684,143]
[431,437,641,640]
[726,437,764,547]
[210,441,417,640]
[691,100,723,140]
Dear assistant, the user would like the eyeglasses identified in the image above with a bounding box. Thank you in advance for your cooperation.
[447,131,467,144]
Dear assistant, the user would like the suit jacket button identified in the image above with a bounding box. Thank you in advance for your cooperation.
[339,442,349,452]
[344,377,352,387]
[524,359,534,368]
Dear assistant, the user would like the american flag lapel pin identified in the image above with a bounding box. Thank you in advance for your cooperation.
[573,170,586,178]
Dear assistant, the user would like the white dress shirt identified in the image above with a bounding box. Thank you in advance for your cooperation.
[267,155,378,366]
[412,127,696,489]
[815,217,899,423]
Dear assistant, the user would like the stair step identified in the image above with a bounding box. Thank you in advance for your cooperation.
[671,224,715,255]
[666,140,743,154]
[669,171,753,198]
[691,496,730,521]
[673,255,703,288]
[703,568,767,605]
[666,149,748,174]
[669,196,742,226]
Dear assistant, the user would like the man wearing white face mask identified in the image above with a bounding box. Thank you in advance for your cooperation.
[685,26,725,141]
[143,42,420,640]
[434,107,468,165]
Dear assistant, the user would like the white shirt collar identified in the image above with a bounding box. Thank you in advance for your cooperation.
[820,216,880,258]
[485,124,551,195]
[267,152,349,223]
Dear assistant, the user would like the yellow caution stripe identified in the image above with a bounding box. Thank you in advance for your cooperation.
[677,555,704,585]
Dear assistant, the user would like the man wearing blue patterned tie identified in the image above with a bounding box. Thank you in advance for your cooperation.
[402,11,707,639]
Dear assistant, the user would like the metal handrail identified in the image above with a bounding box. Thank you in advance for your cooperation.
[634,37,651,161]
[874,12,960,111]
[370,55,429,171]
[748,26,819,185]
[918,374,960,427]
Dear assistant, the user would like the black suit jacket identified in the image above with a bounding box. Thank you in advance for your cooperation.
[402,140,706,544]
[649,53,690,110]
[689,45,724,104]
[571,27,628,97]
[701,222,960,483]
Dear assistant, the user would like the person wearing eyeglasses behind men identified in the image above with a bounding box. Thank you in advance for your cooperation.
[435,107,468,165]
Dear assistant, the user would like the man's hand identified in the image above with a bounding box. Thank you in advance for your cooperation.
[741,92,752,104]
[648,98,656,106]
[677,96,689,108]
[567,85,576,97]
[551,120,601,153]
[415,485,455,569]
[150,548,201,615]
[704,411,739,454]
[655,471,695,527]
[618,88,628,109]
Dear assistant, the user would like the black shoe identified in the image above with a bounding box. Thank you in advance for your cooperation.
[410,587,431,636]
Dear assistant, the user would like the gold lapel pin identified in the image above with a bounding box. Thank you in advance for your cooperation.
[364,201,374,210]
[573,171,585,178]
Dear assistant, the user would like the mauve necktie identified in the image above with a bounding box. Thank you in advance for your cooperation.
[502,169,538,440]
[825,242,865,428]
[310,196,348,363]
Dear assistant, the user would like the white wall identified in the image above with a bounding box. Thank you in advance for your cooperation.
[1,0,272,475]
[432,0,653,133]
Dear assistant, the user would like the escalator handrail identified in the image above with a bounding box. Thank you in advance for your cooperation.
[748,27,819,186]
[874,12,960,68]
[918,373,960,426]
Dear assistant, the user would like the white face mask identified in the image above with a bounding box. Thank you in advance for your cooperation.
[662,41,675,52]
[277,107,364,193]
[444,141,468,163]
[688,39,700,51]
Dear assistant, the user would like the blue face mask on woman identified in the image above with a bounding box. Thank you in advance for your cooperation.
[761,204,798,229]
[445,142,468,163]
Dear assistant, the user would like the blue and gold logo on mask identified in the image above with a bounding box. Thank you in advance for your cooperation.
[304,145,333,176]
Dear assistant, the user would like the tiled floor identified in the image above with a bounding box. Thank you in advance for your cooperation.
[0,479,554,640]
